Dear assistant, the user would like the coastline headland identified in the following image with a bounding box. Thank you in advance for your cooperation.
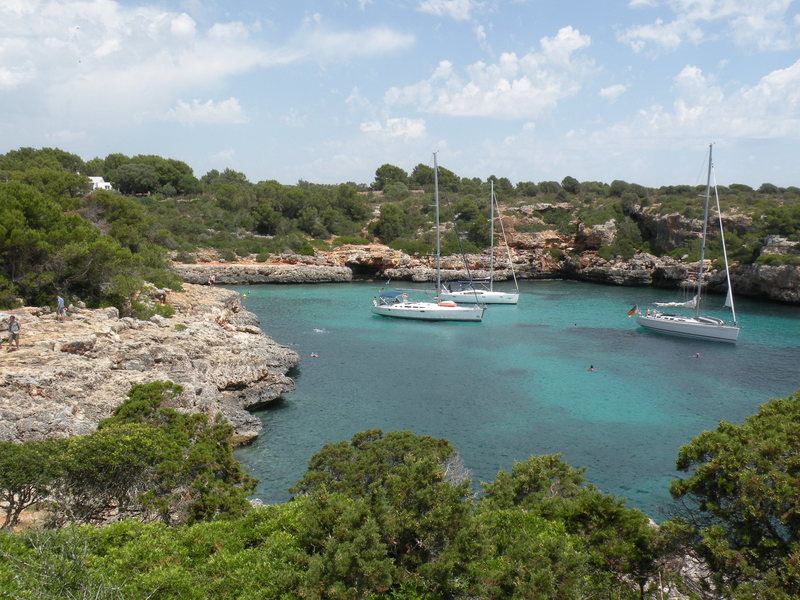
[0,284,299,445]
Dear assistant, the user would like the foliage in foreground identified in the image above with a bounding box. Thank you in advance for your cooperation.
[0,381,255,531]
[0,427,660,599]
[667,389,800,599]
[2,388,800,599]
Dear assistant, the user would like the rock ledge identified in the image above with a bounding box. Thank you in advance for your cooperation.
[0,284,299,445]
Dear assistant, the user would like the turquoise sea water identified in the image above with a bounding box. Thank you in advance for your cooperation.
[232,280,800,520]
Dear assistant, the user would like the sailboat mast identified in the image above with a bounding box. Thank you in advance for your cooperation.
[695,143,713,317]
[434,152,441,295]
[489,181,495,291]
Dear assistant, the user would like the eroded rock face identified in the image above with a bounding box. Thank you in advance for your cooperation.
[0,284,299,445]
[729,263,800,303]
[170,234,800,305]
[575,220,617,251]
[173,263,352,285]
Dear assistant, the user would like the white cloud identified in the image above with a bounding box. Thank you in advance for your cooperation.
[0,66,35,89]
[0,0,415,133]
[360,121,383,133]
[417,0,476,21]
[284,22,415,64]
[360,117,426,140]
[474,23,487,44]
[164,97,248,125]
[208,21,251,40]
[618,18,702,54]
[619,0,797,53]
[170,13,197,38]
[345,87,373,112]
[384,26,593,118]
[595,59,800,143]
[282,108,308,127]
[599,83,629,101]
[93,38,121,58]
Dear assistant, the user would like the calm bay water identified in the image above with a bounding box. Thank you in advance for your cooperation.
[231,280,800,520]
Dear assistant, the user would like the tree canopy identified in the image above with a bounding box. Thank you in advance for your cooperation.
[668,390,800,598]
[3,387,800,598]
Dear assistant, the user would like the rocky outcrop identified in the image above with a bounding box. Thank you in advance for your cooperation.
[575,220,617,251]
[0,284,299,445]
[170,228,800,304]
[561,252,661,286]
[729,263,800,303]
[173,262,352,285]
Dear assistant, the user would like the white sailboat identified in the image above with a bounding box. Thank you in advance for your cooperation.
[372,154,485,322]
[634,144,739,342]
[439,181,520,305]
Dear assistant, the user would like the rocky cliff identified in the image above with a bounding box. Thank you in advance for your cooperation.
[0,284,299,445]
[172,240,800,304]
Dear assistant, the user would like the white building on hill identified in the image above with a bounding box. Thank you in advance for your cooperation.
[88,176,113,191]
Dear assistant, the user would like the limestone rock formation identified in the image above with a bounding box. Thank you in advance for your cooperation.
[728,263,800,303]
[0,284,299,445]
[173,262,352,285]
[169,227,800,305]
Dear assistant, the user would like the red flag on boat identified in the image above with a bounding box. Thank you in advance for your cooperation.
[627,305,638,317]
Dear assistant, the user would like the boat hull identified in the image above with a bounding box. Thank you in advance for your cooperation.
[438,290,518,304]
[636,313,739,342]
[372,301,484,321]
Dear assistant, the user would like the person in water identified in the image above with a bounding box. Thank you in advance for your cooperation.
[588,364,595,371]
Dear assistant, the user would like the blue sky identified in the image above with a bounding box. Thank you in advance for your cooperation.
[2,0,799,188]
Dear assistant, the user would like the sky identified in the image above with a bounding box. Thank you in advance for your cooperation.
[2,0,799,189]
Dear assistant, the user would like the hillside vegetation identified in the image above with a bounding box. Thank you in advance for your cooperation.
[2,147,799,311]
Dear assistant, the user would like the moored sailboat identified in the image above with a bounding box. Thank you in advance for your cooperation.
[439,181,520,305]
[634,144,739,342]
[371,154,485,322]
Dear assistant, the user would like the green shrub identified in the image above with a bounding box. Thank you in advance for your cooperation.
[389,238,430,256]
[309,239,330,251]
[755,253,800,266]
[131,301,175,321]
[548,248,564,261]
[332,235,370,246]
[174,251,196,264]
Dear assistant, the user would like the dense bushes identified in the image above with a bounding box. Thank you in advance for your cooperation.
[0,428,658,599]
[2,390,800,598]
[0,382,255,531]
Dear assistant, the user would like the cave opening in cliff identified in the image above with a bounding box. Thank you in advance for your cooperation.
[349,264,383,280]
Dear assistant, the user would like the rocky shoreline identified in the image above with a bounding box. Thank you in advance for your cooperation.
[173,243,800,304]
[0,284,299,445]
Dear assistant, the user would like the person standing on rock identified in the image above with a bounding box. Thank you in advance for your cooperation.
[56,295,66,321]
[6,315,20,351]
